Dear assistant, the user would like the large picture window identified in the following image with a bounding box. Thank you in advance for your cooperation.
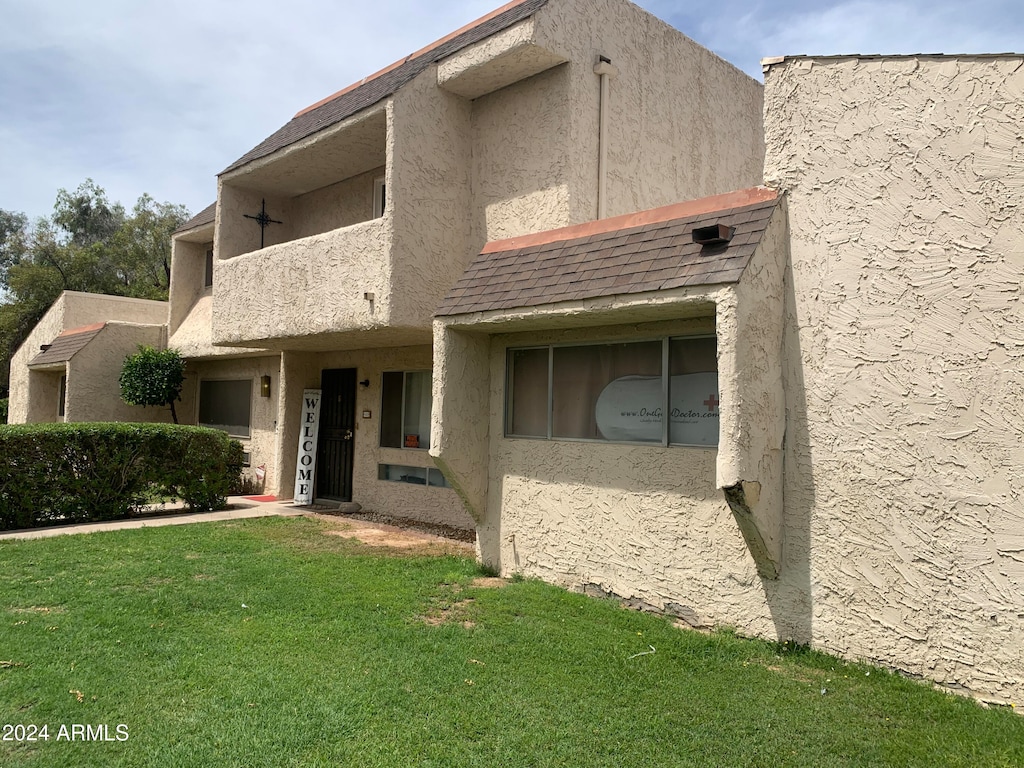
[380,370,432,449]
[198,379,252,438]
[505,336,718,447]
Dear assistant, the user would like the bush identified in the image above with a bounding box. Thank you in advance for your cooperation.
[0,423,243,531]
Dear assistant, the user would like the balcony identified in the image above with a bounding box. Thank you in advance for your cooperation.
[211,216,411,350]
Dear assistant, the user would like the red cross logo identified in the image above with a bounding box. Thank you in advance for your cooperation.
[704,394,719,412]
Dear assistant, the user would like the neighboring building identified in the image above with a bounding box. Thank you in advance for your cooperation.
[8,292,169,424]
[432,53,1024,706]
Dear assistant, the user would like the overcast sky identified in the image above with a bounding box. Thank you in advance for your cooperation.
[2,0,1021,223]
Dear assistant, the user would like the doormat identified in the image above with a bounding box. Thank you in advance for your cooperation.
[244,495,278,502]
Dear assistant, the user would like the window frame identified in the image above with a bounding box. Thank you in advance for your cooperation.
[379,369,432,451]
[373,176,386,219]
[197,378,253,439]
[504,335,718,449]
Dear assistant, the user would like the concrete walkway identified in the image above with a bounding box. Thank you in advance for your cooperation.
[0,497,305,541]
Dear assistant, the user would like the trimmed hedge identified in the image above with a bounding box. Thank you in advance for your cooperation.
[0,423,244,531]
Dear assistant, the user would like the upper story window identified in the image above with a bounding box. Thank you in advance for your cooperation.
[380,370,431,449]
[204,249,214,288]
[506,336,719,447]
[373,176,386,219]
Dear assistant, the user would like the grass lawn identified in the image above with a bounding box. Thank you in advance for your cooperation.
[0,516,1021,767]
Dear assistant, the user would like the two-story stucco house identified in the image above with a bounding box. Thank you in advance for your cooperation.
[161,0,763,527]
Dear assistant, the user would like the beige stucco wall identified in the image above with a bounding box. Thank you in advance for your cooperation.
[532,0,765,222]
[478,316,782,634]
[176,355,282,492]
[387,73,474,331]
[469,65,571,245]
[9,292,168,424]
[274,345,473,528]
[168,235,212,336]
[211,215,392,347]
[764,55,1024,704]
[290,167,383,240]
[65,321,169,423]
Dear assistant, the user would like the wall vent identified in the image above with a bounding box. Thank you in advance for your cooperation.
[692,223,734,246]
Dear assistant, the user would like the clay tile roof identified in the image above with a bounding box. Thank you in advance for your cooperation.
[436,187,780,317]
[221,0,550,176]
[174,202,216,234]
[29,323,106,367]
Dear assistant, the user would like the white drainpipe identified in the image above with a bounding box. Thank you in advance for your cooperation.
[594,55,619,220]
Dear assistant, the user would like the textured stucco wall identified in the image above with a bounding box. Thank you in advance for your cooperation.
[216,185,293,260]
[765,55,1024,704]
[532,0,765,222]
[168,237,213,336]
[273,346,473,528]
[716,203,789,577]
[388,73,473,330]
[290,167,383,240]
[469,65,571,245]
[479,317,779,633]
[211,216,392,347]
[66,322,169,423]
[9,292,168,424]
[429,323,492,521]
[177,355,282,492]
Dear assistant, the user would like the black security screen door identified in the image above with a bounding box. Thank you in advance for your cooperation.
[316,368,357,501]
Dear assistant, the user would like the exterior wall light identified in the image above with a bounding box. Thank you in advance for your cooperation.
[260,375,272,398]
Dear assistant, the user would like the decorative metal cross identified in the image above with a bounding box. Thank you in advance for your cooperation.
[244,199,282,248]
[704,394,720,412]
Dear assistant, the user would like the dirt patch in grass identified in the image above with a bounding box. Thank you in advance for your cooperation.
[315,515,475,556]
[8,605,65,615]
[420,598,477,629]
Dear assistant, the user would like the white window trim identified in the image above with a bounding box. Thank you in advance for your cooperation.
[373,176,386,219]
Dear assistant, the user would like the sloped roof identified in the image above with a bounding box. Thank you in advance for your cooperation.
[174,202,216,235]
[221,0,550,175]
[29,323,106,367]
[436,188,780,317]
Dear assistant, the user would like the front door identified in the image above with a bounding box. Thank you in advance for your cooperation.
[316,368,356,501]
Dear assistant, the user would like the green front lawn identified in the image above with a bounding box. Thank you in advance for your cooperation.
[0,517,1020,767]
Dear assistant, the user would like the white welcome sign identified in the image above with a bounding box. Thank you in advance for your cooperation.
[293,389,322,505]
[594,373,719,445]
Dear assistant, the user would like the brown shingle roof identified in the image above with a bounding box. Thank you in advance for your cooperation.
[29,323,106,367]
[221,0,550,176]
[436,187,780,317]
[174,202,216,235]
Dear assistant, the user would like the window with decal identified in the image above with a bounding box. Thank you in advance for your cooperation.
[505,337,718,446]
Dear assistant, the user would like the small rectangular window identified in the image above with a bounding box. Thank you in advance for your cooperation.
[58,374,67,418]
[373,177,386,219]
[204,249,214,288]
[380,370,432,449]
[378,464,450,488]
[199,379,252,438]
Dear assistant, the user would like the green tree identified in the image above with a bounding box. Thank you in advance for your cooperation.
[0,180,189,397]
[119,346,186,424]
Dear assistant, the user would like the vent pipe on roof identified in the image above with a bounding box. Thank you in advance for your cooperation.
[594,55,618,220]
[693,223,735,246]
